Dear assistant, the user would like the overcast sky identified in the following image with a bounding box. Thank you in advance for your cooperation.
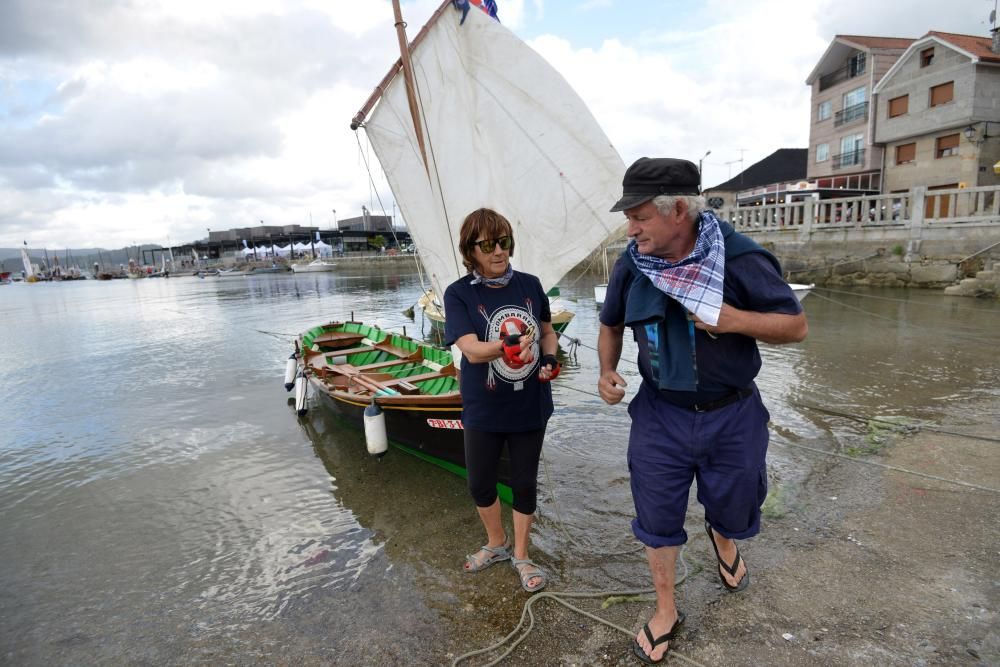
[0,0,993,249]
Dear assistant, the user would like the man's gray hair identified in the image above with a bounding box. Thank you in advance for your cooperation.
[652,195,706,223]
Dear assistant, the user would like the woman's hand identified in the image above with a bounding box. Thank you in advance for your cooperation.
[538,354,560,382]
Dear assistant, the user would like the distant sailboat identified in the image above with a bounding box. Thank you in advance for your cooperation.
[21,242,39,283]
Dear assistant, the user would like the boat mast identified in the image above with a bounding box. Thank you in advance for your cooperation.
[390,0,430,174]
[350,0,450,134]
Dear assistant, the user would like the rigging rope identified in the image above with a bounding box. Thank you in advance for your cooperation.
[451,544,706,667]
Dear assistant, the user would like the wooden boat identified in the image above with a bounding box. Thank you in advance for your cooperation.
[351,0,624,339]
[294,319,514,502]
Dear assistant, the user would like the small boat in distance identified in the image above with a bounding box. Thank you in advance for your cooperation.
[291,258,338,273]
[790,283,814,301]
[290,320,514,503]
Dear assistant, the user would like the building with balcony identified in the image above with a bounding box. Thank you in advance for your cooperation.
[806,35,914,195]
[873,30,1000,216]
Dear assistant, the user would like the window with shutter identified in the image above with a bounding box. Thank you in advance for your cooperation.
[935,134,959,158]
[896,143,916,164]
[888,95,908,118]
[929,82,954,107]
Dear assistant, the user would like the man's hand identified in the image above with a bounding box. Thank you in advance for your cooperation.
[598,370,627,405]
[690,303,808,344]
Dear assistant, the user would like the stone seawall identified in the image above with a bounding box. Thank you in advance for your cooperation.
[578,233,1000,297]
[759,235,997,293]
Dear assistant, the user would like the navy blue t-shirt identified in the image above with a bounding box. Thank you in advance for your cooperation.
[444,271,554,432]
[600,251,802,403]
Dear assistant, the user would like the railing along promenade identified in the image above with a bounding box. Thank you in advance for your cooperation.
[718,185,1000,246]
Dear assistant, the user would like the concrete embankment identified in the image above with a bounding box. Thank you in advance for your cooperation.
[582,233,1000,297]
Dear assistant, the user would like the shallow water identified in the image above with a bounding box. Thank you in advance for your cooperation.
[1,269,997,664]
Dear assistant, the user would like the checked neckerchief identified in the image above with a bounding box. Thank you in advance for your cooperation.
[627,209,726,326]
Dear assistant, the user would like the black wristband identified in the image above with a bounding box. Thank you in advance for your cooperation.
[541,354,558,369]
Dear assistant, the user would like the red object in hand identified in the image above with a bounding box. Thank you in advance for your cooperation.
[502,334,525,367]
[538,354,560,382]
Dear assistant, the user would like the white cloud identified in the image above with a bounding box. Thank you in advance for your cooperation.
[0,0,992,248]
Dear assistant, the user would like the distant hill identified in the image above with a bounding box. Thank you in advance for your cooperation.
[0,246,164,274]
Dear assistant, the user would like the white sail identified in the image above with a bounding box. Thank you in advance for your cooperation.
[20,245,35,278]
[364,6,625,308]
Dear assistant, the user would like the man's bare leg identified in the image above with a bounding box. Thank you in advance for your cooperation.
[635,545,682,662]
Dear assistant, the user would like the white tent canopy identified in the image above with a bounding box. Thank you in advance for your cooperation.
[312,239,333,257]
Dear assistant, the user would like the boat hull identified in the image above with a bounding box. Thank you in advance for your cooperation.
[297,321,514,502]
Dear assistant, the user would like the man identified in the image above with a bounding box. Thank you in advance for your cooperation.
[597,157,807,664]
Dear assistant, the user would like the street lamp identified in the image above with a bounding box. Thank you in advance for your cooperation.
[964,122,993,145]
[698,150,711,192]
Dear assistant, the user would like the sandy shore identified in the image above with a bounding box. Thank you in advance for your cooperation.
[429,405,998,666]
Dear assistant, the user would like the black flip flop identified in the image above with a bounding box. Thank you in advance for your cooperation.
[631,611,685,665]
[705,520,750,593]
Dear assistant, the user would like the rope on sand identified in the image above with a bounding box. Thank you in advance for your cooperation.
[450,546,710,667]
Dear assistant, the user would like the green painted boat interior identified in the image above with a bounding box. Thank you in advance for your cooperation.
[304,322,513,505]
[303,323,458,395]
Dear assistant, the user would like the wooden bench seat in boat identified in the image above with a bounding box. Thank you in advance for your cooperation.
[311,331,366,348]
[308,340,421,366]
[320,364,456,395]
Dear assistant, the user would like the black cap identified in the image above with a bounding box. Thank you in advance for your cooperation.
[609,157,701,212]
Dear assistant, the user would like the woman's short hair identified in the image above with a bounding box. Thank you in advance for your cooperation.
[458,208,515,274]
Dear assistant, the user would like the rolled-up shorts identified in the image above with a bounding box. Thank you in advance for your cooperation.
[627,382,770,548]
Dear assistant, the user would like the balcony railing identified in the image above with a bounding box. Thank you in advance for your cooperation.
[819,63,866,91]
[832,148,866,170]
[834,101,869,127]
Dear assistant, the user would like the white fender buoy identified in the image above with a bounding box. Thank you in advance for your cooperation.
[284,353,297,391]
[363,398,388,458]
[294,371,308,416]
[332,355,348,365]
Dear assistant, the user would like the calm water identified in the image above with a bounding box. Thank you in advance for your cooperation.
[1,268,997,665]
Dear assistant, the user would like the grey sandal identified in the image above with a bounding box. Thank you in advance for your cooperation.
[511,557,546,592]
[463,536,511,573]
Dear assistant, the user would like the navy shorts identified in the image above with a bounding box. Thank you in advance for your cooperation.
[627,382,770,548]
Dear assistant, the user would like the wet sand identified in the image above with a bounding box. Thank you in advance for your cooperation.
[431,399,999,666]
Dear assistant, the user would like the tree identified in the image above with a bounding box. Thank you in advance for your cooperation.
[369,235,387,250]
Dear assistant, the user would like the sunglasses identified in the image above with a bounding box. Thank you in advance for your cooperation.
[472,236,513,253]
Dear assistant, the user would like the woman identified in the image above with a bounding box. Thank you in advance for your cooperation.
[444,208,560,593]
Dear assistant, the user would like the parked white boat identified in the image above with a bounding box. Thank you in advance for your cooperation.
[594,283,608,307]
[291,259,338,273]
[790,283,814,301]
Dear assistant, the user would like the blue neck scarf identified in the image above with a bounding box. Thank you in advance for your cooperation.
[470,263,513,287]
[627,209,726,326]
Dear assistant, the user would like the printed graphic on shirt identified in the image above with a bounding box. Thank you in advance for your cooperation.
[644,323,661,384]
[486,304,539,387]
